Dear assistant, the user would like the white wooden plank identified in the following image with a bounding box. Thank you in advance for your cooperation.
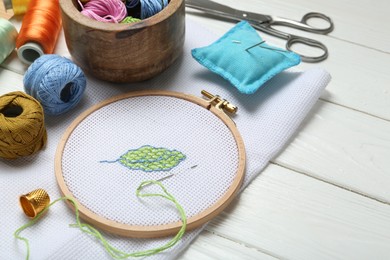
[274,99,390,203]
[268,0,390,53]
[179,230,277,260]
[206,164,390,260]
[297,35,390,121]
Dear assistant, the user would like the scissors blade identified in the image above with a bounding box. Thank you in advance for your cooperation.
[185,0,271,24]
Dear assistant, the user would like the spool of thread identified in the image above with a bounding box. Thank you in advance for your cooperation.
[24,55,87,116]
[0,18,18,64]
[3,0,31,15]
[16,0,62,64]
[0,91,47,160]
[79,0,127,23]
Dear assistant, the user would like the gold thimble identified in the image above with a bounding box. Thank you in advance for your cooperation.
[19,189,50,218]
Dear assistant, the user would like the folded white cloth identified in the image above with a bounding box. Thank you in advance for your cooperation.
[0,19,330,259]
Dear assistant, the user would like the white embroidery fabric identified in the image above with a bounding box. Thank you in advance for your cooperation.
[0,19,331,259]
[61,96,240,226]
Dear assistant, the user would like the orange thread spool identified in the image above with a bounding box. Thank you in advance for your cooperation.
[16,0,62,64]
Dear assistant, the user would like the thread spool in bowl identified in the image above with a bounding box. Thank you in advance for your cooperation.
[59,0,185,83]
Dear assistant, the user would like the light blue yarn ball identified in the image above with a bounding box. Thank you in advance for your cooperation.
[24,54,87,116]
[140,0,168,19]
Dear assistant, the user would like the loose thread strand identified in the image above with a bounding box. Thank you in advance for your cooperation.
[14,180,187,260]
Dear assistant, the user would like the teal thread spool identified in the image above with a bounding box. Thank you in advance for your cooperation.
[0,18,18,64]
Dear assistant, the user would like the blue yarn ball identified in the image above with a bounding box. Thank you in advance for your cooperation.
[24,54,87,116]
[140,0,168,19]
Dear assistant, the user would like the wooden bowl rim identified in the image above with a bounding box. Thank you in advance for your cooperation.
[59,0,183,32]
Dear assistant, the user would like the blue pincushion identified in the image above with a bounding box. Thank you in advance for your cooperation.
[191,21,301,94]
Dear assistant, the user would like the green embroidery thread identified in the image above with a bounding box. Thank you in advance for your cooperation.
[14,180,187,260]
[121,16,141,24]
[101,145,186,172]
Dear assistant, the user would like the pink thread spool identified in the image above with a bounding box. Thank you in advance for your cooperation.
[60,0,185,83]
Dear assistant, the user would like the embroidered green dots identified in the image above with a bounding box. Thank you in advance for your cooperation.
[102,145,186,172]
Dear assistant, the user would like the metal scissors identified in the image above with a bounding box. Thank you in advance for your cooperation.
[185,0,334,62]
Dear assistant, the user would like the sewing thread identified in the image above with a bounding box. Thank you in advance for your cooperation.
[0,91,47,159]
[79,0,127,23]
[0,18,18,64]
[121,16,141,23]
[139,0,168,19]
[14,181,187,260]
[79,0,168,22]
[23,55,87,116]
[16,0,62,64]
[101,145,186,172]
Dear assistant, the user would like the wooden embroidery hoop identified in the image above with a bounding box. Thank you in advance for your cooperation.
[55,90,246,238]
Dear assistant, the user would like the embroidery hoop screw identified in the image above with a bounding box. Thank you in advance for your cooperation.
[201,90,238,114]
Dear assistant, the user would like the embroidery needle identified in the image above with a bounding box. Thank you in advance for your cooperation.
[246,40,289,53]
[143,165,198,188]
[245,40,265,51]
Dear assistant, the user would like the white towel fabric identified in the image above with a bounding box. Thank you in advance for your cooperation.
[0,19,330,259]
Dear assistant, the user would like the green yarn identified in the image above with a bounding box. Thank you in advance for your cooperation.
[14,180,187,260]
[121,16,141,24]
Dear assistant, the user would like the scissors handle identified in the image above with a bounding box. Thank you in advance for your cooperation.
[286,35,328,63]
[251,22,330,62]
[269,12,334,34]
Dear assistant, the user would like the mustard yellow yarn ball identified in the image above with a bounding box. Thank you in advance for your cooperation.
[0,91,47,159]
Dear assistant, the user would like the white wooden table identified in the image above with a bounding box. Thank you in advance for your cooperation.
[1,0,390,259]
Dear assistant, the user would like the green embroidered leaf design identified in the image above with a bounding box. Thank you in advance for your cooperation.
[114,145,186,172]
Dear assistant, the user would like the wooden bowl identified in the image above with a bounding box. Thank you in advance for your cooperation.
[59,0,185,83]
